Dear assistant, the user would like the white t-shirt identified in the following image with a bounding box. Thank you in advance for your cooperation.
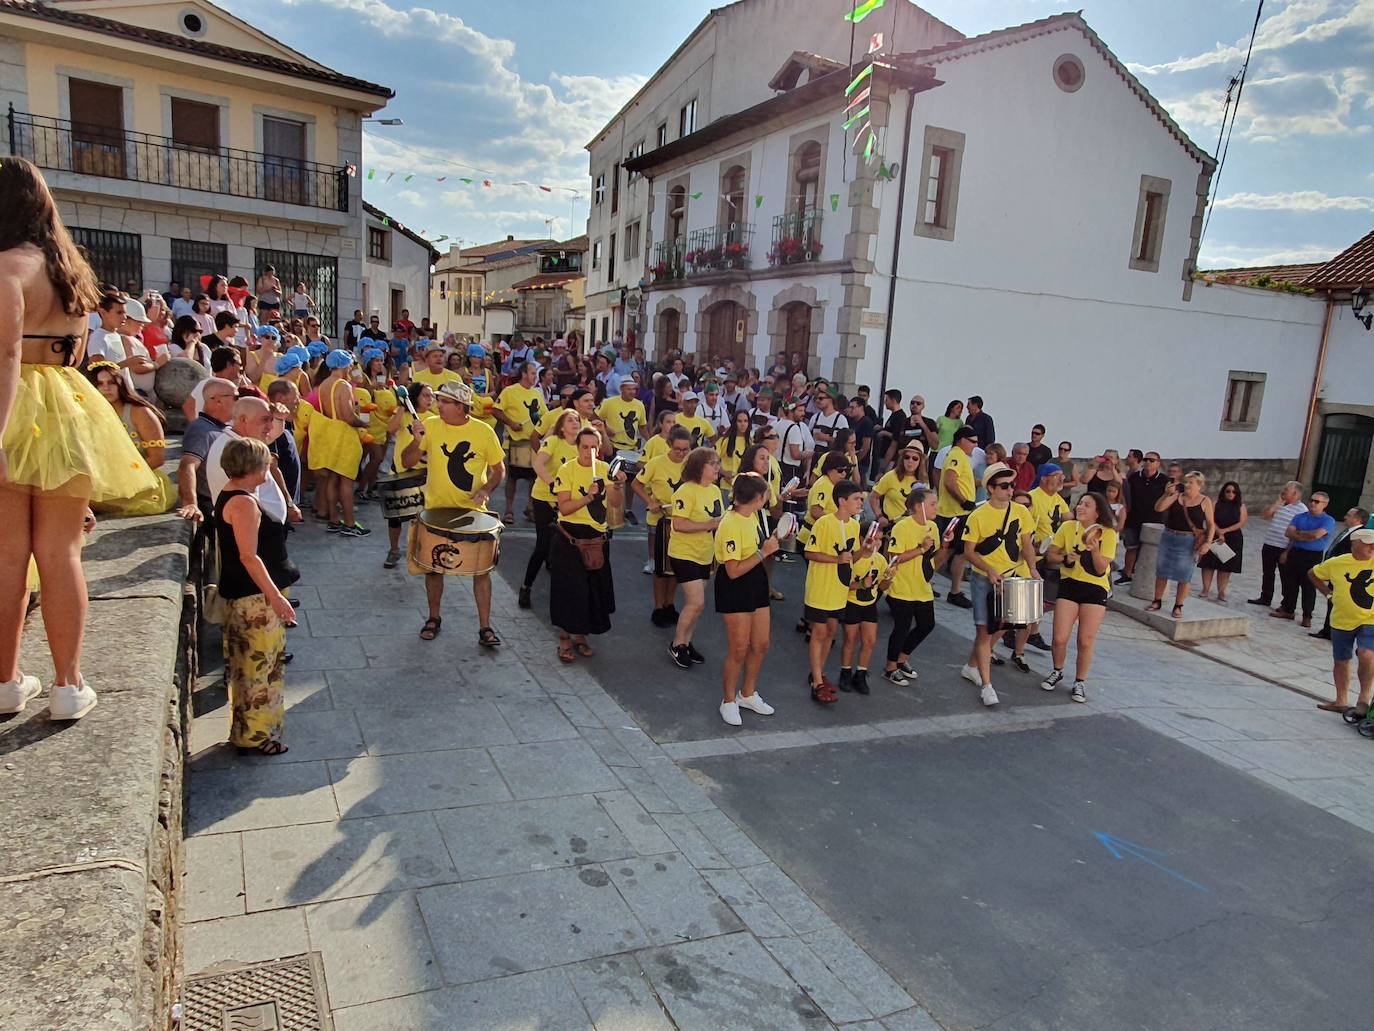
[699,397,730,433]
[206,427,287,524]
[126,337,155,397]
[666,372,689,392]
[933,444,985,471]
[779,420,814,467]
[808,410,848,448]
[291,292,311,311]
[747,407,779,431]
[86,327,126,363]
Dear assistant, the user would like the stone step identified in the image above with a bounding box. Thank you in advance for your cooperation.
[1107,590,1249,641]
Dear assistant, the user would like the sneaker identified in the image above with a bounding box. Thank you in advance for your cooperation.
[883,668,910,686]
[1010,654,1031,674]
[719,701,742,726]
[326,521,343,533]
[947,591,972,609]
[669,643,692,669]
[980,684,1000,707]
[990,653,1005,667]
[1001,630,1016,650]
[736,693,775,715]
[650,607,671,628]
[383,548,401,569]
[1026,632,1050,652]
[339,522,371,537]
[1041,668,1064,692]
[1114,573,1132,585]
[687,642,706,665]
[1070,681,1087,703]
[49,679,97,720]
[852,669,871,695]
[838,668,853,692]
[898,662,917,678]
[960,664,982,686]
[518,585,532,609]
[642,560,654,575]
[0,674,41,714]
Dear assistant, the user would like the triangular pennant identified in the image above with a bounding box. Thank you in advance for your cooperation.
[843,0,886,23]
[845,63,874,97]
[482,179,492,188]
[460,177,473,184]
[830,193,840,212]
[754,194,763,209]
[868,32,883,53]
[539,185,552,192]
[367,168,375,180]
[381,217,390,226]
[436,176,447,183]
[404,174,414,182]
[690,191,703,200]
[842,106,870,131]
[434,235,449,243]
[863,132,877,162]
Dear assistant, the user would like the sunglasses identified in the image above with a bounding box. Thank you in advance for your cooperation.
[764,434,779,441]
[1058,446,1072,451]
[990,480,1014,490]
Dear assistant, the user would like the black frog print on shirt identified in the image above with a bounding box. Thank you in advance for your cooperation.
[441,440,476,491]
[525,398,543,427]
[974,514,1025,563]
[1346,569,1374,610]
[621,411,639,443]
[579,482,607,523]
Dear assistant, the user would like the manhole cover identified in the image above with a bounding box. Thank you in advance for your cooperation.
[183,953,332,1031]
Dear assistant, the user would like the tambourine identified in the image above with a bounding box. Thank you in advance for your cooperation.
[774,511,798,540]
[607,456,627,481]
[781,476,801,497]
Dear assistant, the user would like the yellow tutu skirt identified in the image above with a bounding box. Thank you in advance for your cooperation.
[306,412,363,479]
[4,364,160,503]
[92,467,176,517]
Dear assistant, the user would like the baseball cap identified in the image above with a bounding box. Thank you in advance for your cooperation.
[1351,528,1374,545]
[681,391,700,403]
[982,461,1014,487]
[953,426,978,443]
[122,298,151,323]
[1037,463,1063,476]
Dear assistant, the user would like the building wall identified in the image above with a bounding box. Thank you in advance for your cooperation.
[1314,305,1374,408]
[362,213,432,325]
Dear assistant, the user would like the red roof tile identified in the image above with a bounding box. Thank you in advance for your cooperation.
[509,272,583,291]
[1199,263,1325,287]
[1302,231,1374,291]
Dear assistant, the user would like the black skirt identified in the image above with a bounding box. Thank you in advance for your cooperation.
[714,562,769,614]
[549,523,615,635]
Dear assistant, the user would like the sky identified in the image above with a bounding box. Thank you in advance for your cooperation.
[221,0,1374,268]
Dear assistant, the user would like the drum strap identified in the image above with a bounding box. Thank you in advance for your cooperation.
[558,524,606,571]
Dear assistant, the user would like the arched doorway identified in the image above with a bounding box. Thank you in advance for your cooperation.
[782,301,812,374]
[706,300,745,366]
[1314,413,1374,515]
[657,307,681,359]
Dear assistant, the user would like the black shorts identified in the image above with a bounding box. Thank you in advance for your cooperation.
[804,604,844,624]
[507,465,536,482]
[672,559,712,584]
[714,564,769,614]
[1057,577,1109,607]
[844,603,878,625]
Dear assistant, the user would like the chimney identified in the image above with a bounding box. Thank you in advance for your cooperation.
[507,234,514,241]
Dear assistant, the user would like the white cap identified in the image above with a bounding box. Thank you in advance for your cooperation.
[123,298,151,323]
[681,391,700,403]
[1351,528,1374,545]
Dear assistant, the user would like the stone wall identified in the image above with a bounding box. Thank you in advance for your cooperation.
[1164,457,1298,506]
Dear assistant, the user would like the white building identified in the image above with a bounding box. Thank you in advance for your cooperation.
[361,200,438,329]
[430,236,553,342]
[624,10,1374,500]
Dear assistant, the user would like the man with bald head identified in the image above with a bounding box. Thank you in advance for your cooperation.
[205,395,300,525]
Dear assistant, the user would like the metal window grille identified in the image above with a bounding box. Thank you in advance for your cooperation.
[70,227,142,292]
[256,249,338,336]
[171,239,227,296]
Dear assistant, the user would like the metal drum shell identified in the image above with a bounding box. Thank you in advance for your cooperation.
[999,575,1044,627]
[407,507,502,576]
[377,469,427,522]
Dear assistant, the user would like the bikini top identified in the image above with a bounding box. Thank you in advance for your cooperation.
[21,333,82,366]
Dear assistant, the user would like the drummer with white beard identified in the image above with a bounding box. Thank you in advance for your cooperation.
[401,380,506,647]
[958,462,1039,708]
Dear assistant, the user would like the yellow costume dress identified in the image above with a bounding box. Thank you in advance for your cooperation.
[92,403,176,516]
[306,377,364,478]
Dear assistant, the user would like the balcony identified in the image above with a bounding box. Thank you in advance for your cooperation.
[684,223,753,277]
[769,210,824,268]
[7,108,350,213]
[649,237,685,283]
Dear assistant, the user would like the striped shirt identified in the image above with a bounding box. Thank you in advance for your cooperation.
[1264,502,1307,549]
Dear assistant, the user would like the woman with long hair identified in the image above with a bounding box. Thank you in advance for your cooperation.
[715,408,752,490]
[883,488,942,685]
[190,293,215,337]
[871,445,925,531]
[1199,480,1246,602]
[551,426,624,662]
[1043,491,1119,702]
[936,400,964,449]
[521,409,581,607]
[168,314,210,366]
[85,361,176,515]
[667,446,724,669]
[0,157,158,719]
[207,275,235,318]
[713,473,779,726]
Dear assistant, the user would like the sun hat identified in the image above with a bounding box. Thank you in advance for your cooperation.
[436,380,475,406]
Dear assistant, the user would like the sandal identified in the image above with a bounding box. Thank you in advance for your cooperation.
[479,626,502,648]
[237,740,289,756]
[1317,700,1349,714]
[810,677,839,705]
[795,618,809,634]
[1172,604,1184,619]
[1145,599,1163,612]
[503,511,515,526]
[419,616,442,640]
[558,637,575,664]
[573,637,594,657]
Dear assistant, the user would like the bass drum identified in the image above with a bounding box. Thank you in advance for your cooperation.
[377,468,427,522]
[407,507,503,576]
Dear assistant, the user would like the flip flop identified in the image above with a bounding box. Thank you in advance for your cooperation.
[558,638,575,664]
[503,512,516,526]
[419,617,442,640]
[573,638,594,657]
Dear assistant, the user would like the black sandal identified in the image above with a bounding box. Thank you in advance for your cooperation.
[419,617,442,640]
[479,626,502,648]
[1172,604,1184,619]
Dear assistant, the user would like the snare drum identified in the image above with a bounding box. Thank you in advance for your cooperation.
[407,508,503,576]
[999,576,1044,628]
[507,439,535,470]
[377,469,426,522]
[614,449,643,478]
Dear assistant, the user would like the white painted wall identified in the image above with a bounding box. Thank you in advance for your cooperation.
[362,211,432,325]
[1315,304,1374,407]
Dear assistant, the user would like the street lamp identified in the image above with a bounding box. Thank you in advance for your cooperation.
[365,117,404,126]
[1352,285,1372,331]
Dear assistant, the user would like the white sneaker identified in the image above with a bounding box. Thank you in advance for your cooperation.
[736,693,774,715]
[1041,669,1064,692]
[960,664,983,686]
[0,674,41,714]
[719,701,742,726]
[980,684,1000,707]
[49,679,97,721]
[642,560,654,575]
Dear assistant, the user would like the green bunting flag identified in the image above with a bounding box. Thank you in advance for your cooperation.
[460,177,473,184]
[404,174,414,182]
[845,63,873,97]
[381,217,390,226]
[830,193,840,212]
[754,194,763,208]
[863,132,876,161]
[844,0,886,23]
[842,106,870,131]
[690,191,703,200]
[434,235,449,243]
[366,168,375,180]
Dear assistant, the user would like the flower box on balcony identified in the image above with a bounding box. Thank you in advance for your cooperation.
[768,235,822,268]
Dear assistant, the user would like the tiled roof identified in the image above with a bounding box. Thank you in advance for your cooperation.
[361,201,440,262]
[509,272,583,291]
[477,252,544,272]
[0,0,392,97]
[1199,263,1325,286]
[1302,230,1374,291]
[462,237,556,259]
[898,11,1214,169]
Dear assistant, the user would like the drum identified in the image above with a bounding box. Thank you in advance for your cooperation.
[407,508,502,576]
[614,448,643,477]
[1000,576,1044,628]
[607,493,625,529]
[508,439,535,470]
[377,469,426,521]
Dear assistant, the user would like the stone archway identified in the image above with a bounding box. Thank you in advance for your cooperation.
[651,294,687,361]
[766,284,822,379]
[694,285,758,368]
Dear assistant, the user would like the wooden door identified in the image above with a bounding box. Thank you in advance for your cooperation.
[657,308,680,358]
[783,302,812,374]
[707,301,744,366]
[263,116,306,204]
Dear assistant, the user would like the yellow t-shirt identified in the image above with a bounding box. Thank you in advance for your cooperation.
[937,447,975,518]
[637,454,687,527]
[715,508,763,565]
[676,413,716,448]
[597,396,647,451]
[804,476,837,531]
[715,434,749,484]
[963,501,1034,577]
[887,516,939,602]
[412,367,463,390]
[553,457,611,532]
[1311,553,1374,631]
[538,405,591,438]
[804,513,859,612]
[258,371,278,392]
[1029,487,1071,544]
[531,434,578,504]
[393,412,437,473]
[1052,520,1120,592]
[874,470,921,522]
[847,551,889,608]
[418,417,505,510]
[668,481,724,565]
[642,434,670,464]
[497,383,548,442]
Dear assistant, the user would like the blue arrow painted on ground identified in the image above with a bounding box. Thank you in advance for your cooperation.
[1092,831,1209,893]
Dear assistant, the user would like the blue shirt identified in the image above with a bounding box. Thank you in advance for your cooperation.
[1289,510,1337,552]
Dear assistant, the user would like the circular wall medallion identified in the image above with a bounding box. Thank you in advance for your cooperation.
[1053,54,1085,93]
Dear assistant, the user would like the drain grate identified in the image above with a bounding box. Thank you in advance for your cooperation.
[183,953,332,1031]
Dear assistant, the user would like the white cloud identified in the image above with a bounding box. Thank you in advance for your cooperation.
[1214,190,1374,212]
[1197,241,1341,268]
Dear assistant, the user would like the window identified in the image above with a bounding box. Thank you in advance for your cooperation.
[627,141,644,183]
[656,123,668,149]
[262,116,306,205]
[71,228,141,292]
[624,221,641,259]
[611,162,620,213]
[608,232,617,281]
[170,239,226,297]
[791,140,822,213]
[367,226,390,261]
[720,164,747,229]
[68,79,125,178]
[592,239,603,270]
[667,184,687,242]
[913,125,965,243]
[1129,174,1172,273]
[170,98,218,152]
[256,248,337,337]
[679,98,697,137]
[594,173,605,206]
[1221,371,1265,431]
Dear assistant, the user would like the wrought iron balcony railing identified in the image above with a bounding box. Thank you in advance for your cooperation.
[649,237,686,283]
[684,223,753,276]
[769,210,823,267]
[6,107,351,213]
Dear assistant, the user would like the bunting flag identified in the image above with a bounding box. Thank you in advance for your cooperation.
[830,193,840,212]
[690,191,703,199]
[845,63,873,96]
[482,179,492,188]
[839,0,883,166]
[436,176,447,182]
[844,0,886,22]
[539,185,552,192]
[381,217,390,226]
[754,194,764,208]
[434,235,449,243]
[345,163,357,177]
[385,171,395,182]
[842,107,870,131]
[404,174,414,182]
[367,168,375,180]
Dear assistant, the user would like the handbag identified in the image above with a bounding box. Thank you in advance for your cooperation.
[559,524,606,571]
[202,537,227,625]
